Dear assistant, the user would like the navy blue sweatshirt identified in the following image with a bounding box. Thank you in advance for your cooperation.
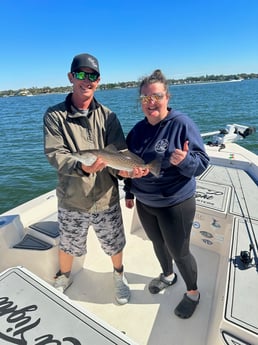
[124,109,210,207]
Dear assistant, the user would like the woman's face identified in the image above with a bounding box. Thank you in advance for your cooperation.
[140,82,169,125]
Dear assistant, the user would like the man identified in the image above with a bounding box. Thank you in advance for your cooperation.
[44,53,136,304]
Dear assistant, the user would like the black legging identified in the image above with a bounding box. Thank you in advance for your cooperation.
[136,196,198,291]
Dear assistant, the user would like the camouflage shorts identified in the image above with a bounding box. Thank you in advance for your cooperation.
[58,203,126,257]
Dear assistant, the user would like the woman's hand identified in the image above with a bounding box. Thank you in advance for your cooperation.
[125,199,134,209]
[119,167,149,178]
[170,141,189,165]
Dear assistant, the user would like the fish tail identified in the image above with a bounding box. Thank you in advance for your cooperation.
[148,159,161,177]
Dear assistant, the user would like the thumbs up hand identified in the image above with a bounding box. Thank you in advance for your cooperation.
[170,141,189,166]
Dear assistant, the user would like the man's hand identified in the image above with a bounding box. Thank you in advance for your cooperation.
[81,157,106,174]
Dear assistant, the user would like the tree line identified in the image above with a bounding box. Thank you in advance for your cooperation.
[1,73,257,97]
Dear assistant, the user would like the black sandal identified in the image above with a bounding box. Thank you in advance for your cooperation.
[148,273,177,294]
[174,293,200,318]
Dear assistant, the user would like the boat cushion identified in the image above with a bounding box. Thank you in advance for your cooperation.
[29,221,59,238]
[13,234,53,250]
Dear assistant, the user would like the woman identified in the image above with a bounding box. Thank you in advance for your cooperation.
[124,69,209,318]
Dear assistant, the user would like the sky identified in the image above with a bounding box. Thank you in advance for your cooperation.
[0,0,258,91]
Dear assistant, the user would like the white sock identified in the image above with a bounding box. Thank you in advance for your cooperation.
[187,292,200,301]
[164,273,175,282]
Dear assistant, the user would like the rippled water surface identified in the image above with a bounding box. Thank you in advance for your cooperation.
[0,79,257,213]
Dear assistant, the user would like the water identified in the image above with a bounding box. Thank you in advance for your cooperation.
[0,79,257,214]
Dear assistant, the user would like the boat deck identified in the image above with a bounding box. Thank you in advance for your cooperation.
[66,217,221,345]
[0,143,258,345]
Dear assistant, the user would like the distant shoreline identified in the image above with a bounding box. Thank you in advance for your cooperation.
[0,73,257,97]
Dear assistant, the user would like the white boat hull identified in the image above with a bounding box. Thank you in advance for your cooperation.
[0,142,257,345]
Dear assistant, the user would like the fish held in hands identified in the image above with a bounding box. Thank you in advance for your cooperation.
[73,144,161,177]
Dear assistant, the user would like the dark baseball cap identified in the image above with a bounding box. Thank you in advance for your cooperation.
[70,53,100,74]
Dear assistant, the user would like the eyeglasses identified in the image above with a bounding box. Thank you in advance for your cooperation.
[140,93,165,104]
[73,71,99,82]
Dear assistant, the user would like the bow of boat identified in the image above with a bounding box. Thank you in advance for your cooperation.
[0,134,258,345]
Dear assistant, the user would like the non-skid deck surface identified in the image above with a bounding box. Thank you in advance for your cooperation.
[66,224,220,345]
[200,165,258,220]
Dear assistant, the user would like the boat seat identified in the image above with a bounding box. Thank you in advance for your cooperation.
[13,234,52,250]
[26,219,60,246]
[29,221,59,238]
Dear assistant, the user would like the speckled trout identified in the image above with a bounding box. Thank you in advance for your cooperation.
[74,144,161,177]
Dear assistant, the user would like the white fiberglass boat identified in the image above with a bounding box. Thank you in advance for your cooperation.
[0,124,257,345]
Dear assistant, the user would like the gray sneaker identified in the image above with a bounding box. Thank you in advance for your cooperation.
[113,271,131,305]
[53,273,73,293]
